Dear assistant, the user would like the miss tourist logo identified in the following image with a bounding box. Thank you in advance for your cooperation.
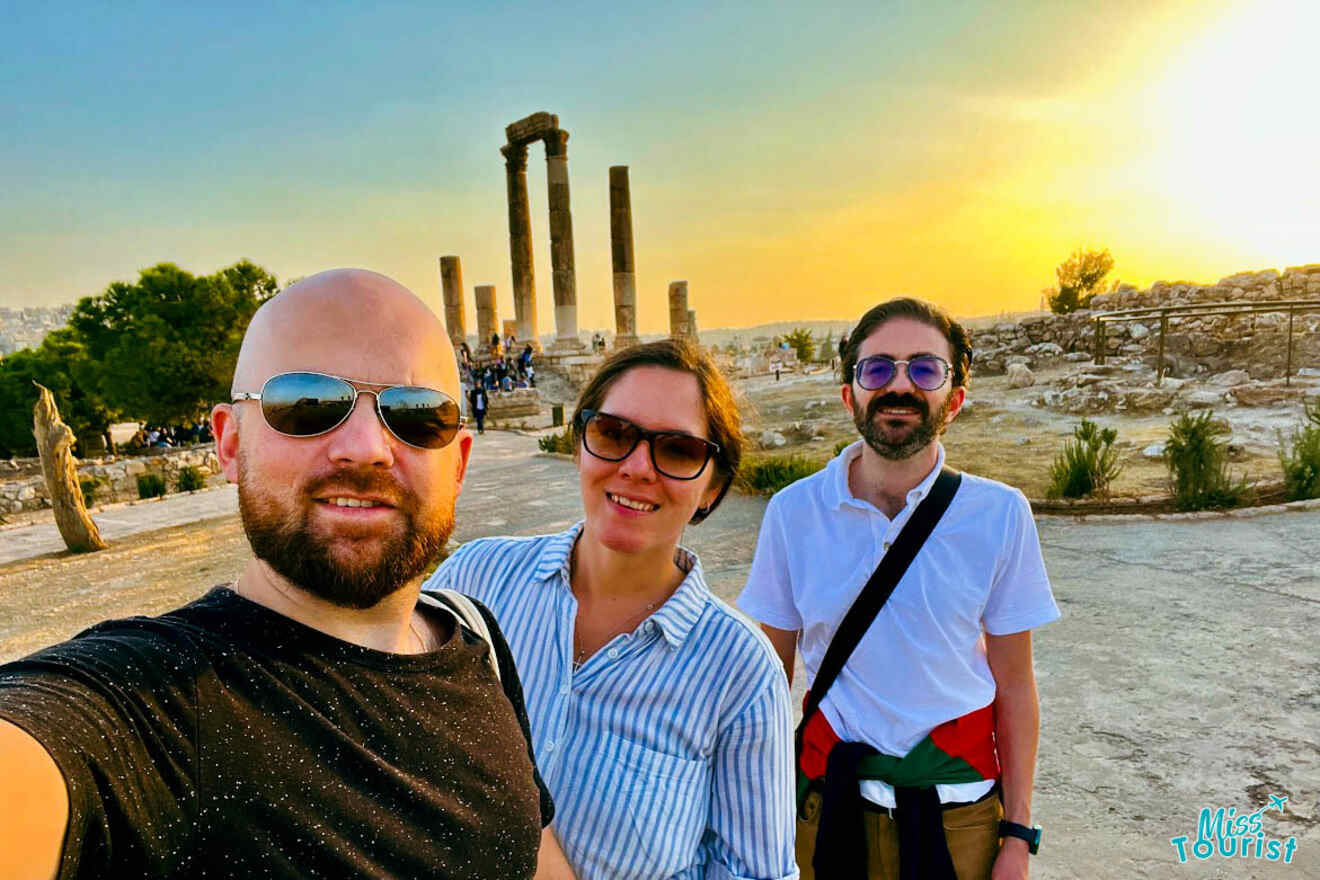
[1170,794,1298,865]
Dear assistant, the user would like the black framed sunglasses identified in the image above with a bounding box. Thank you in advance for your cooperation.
[854,355,952,391]
[232,371,466,450]
[577,410,720,480]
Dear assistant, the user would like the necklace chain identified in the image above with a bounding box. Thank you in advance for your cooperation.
[409,616,427,653]
[573,599,658,669]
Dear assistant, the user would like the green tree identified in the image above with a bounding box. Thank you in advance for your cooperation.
[1047,248,1115,314]
[782,328,815,363]
[69,260,278,426]
[0,328,118,458]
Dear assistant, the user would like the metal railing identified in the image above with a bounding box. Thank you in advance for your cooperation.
[1093,299,1320,386]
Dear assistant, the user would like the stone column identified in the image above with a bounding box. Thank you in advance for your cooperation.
[544,129,583,349]
[502,143,539,350]
[438,256,466,351]
[668,281,690,340]
[687,309,699,344]
[609,166,639,349]
[475,285,498,358]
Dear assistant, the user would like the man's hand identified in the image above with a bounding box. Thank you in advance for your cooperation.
[0,719,67,880]
[991,838,1030,879]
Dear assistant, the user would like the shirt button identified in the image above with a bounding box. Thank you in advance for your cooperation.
[560,685,570,695]
[882,541,891,551]
[608,647,620,658]
[545,741,556,752]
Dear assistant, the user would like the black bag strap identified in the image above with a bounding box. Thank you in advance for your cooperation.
[798,466,962,739]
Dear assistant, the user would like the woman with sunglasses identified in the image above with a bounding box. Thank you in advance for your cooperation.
[426,339,796,880]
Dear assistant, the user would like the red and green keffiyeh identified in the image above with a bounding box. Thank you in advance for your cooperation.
[797,702,998,800]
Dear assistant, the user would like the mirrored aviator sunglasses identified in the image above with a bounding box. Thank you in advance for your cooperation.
[579,410,719,480]
[234,371,465,449]
[855,355,951,391]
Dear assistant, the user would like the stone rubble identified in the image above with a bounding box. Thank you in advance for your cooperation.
[1,446,223,515]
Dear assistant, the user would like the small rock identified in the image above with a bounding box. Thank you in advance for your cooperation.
[1129,323,1150,340]
[1206,369,1251,387]
[1007,363,1035,388]
[1184,390,1226,409]
[1064,352,1091,362]
[1025,342,1064,357]
[1142,443,1166,459]
[1014,437,1031,446]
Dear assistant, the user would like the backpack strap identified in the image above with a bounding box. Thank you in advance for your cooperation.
[419,589,502,683]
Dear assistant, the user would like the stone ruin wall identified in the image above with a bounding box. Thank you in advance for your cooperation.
[972,264,1320,381]
[0,445,223,515]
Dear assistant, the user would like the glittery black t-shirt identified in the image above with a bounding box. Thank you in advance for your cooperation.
[0,587,553,879]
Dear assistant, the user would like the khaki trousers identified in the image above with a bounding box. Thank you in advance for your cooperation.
[795,789,1003,880]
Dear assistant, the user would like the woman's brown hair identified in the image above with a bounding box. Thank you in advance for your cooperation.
[571,338,742,524]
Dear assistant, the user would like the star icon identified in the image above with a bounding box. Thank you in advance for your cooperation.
[1268,794,1288,813]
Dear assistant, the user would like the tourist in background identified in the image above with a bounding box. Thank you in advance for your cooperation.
[428,339,796,880]
[468,383,488,435]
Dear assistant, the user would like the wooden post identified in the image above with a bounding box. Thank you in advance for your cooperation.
[1094,317,1105,364]
[1285,307,1295,387]
[32,383,107,553]
[1156,313,1168,386]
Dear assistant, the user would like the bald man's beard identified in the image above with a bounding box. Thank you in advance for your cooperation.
[237,456,453,610]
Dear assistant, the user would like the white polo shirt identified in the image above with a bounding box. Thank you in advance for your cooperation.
[737,441,1060,806]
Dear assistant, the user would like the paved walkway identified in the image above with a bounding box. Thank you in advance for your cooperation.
[0,486,240,565]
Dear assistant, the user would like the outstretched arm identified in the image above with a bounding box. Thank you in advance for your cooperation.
[986,630,1040,880]
[0,719,67,880]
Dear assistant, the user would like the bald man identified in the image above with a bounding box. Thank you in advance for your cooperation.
[0,270,573,879]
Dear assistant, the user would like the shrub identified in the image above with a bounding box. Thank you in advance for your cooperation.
[537,428,574,454]
[1046,418,1122,499]
[136,473,167,499]
[79,477,99,506]
[832,439,851,456]
[1277,397,1320,501]
[1163,411,1251,511]
[738,454,822,495]
[176,465,206,492]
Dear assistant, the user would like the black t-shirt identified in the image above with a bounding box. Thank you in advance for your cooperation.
[0,587,553,879]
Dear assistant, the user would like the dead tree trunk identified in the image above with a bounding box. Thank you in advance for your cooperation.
[33,382,107,553]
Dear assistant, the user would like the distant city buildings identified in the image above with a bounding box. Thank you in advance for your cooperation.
[0,305,75,355]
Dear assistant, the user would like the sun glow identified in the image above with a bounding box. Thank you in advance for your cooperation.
[1141,0,1320,263]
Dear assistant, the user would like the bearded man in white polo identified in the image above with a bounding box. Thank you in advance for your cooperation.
[738,297,1060,880]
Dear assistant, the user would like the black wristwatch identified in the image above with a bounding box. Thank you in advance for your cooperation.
[999,821,1042,855]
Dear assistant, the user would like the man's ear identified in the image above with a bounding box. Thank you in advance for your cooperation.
[452,430,473,493]
[944,386,967,426]
[211,403,241,482]
[840,382,856,416]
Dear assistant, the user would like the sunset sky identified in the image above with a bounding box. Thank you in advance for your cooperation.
[3,0,1318,334]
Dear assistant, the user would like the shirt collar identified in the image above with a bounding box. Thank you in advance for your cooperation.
[534,521,709,649]
[827,440,947,511]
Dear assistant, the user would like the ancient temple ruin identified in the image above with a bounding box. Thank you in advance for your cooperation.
[500,112,582,351]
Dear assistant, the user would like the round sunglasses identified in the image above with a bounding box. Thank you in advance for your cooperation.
[232,371,466,450]
[577,410,720,480]
[854,355,952,391]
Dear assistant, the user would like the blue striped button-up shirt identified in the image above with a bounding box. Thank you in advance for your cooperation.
[426,524,797,880]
